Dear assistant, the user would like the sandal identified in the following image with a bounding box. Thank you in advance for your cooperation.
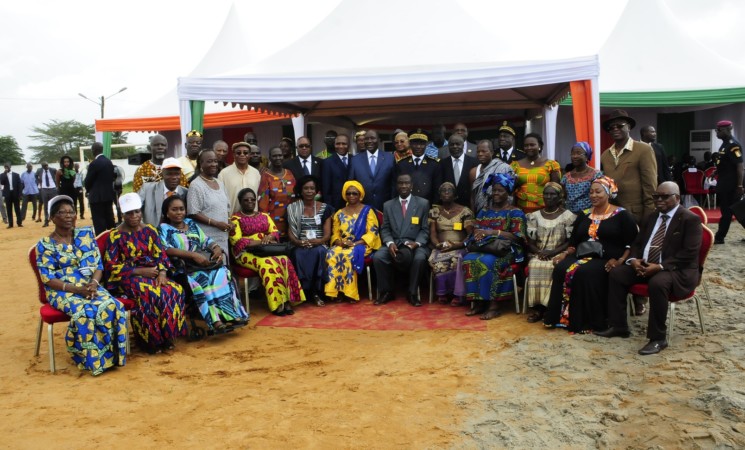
[465,303,487,317]
[284,304,295,315]
[272,305,286,316]
[480,308,501,320]
[450,297,464,307]
[437,296,449,305]
[313,295,325,307]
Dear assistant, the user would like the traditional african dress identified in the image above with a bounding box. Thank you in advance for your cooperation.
[132,160,189,193]
[510,160,562,214]
[427,205,474,296]
[394,150,412,163]
[230,212,305,311]
[257,169,296,241]
[462,208,526,303]
[105,224,186,351]
[36,226,127,375]
[186,176,231,253]
[524,209,576,308]
[159,218,247,330]
[543,208,637,333]
[560,167,601,213]
[287,201,335,298]
[324,206,381,301]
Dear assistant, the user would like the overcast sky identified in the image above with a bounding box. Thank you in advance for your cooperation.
[0,0,741,160]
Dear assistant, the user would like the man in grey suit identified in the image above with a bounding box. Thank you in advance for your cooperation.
[373,173,431,307]
[438,122,477,159]
[139,158,189,227]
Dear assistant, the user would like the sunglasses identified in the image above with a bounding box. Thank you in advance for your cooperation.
[607,122,627,130]
[234,151,249,155]
[651,193,675,200]
[298,144,311,148]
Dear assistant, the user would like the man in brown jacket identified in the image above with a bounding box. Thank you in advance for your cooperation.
[600,110,658,223]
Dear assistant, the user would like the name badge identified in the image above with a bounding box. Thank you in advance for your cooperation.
[453,222,463,231]
[411,216,419,225]
[314,215,322,225]
[306,230,317,239]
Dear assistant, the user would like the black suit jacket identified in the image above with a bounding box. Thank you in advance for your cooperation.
[440,155,477,206]
[84,155,116,203]
[321,153,350,210]
[395,155,441,204]
[650,142,672,185]
[630,206,702,296]
[284,156,322,185]
[498,148,526,163]
[0,172,22,199]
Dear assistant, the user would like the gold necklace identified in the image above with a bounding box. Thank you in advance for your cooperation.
[239,211,257,217]
[53,231,72,244]
[543,207,561,214]
[200,174,216,182]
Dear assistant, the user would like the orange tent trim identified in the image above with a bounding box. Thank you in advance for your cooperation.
[95,109,289,133]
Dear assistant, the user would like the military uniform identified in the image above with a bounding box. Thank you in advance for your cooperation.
[395,154,441,204]
[715,136,744,242]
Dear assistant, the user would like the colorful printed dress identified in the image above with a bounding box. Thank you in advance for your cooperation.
[427,205,474,297]
[36,226,127,375]
[510,160,562,213]
[159,218,247,330]
[462,208,526,303]
[230,212,305,311]
[104,224,186,351]
[560,167,601,213]
[257,169,296,241]
[324,206,381,301]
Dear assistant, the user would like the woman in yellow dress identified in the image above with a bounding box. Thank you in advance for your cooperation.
[510,133,561,214]
[324,181,381,303]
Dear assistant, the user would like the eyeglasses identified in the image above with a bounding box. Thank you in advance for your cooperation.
[56,211,76,217]
[345,191,360,196]
[297,144,311,148]
[651,193,675,200]
[234,151,249,155]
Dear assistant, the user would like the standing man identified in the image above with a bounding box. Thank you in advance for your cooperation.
[212,139,229,173]
[471,139,514,212]
[713,120,744,244]
[284,136,322,183]
[496,121,526,163]
[395,129,441,204]
[244,131,270,169]
[440,134,478,207]
[218,141,262,213]
[177,129,203,179]
[321,133,351,210]
[373,173,431,307]
[349,130,396,211]
[598,182,702,355]
[84,142,117,235]
[72,162,85,219]
[139,158,189,227]
[133,134,189,192]
[426,124,447,160]
[37,161,58,227]
[353,130,366,157]
[600,110,658,223]
[640,125,672,186]
[20,162,40,222]
[0,163,23,228]
[438,122,477,159]
[113,164,125,223]
[248,145,266,173]
[316,130,337,159]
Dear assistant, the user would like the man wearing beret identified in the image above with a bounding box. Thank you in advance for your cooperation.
[713,120,744,244]
[395,129,441,204]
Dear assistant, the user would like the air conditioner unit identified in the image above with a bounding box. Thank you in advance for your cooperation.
[689,129,723,161]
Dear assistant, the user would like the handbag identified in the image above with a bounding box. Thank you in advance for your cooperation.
[174,250,223,273]
[467,237,511,256]
[576,241,604,259]
[251,243,291,257]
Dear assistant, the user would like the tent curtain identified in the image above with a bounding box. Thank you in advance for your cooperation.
[543,105,558,161]
[190,100,205,133]
[102,132,112,158]
[570,79,599,167]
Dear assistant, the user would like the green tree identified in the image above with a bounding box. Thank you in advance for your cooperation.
[28,119,94,163]
[0,135,26,165]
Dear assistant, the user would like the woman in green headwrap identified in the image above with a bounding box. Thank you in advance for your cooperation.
[56,155,80,213]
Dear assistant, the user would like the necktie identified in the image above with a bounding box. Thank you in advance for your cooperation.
[401,199,407,217]
[502,151,509,161]
[453,159,461,185]
[415,157,420,168]
[302,159,310,176]
[647,214,668,264]
[342,156,347,167]
[45,170,51,187]
[370,155,376,175]
[166,191,174,198]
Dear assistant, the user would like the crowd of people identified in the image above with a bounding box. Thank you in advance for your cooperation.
[30,111,742,376]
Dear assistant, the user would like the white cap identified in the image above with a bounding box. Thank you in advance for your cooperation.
[48,195,74,214]
[119,192,142,214]
[161,157,182,170]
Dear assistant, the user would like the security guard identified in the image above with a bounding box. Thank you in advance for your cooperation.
[713,120,744,244]
[395,129,442,204]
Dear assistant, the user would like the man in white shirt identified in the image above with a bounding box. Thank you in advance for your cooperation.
[139,158,189,227]
[284,136,322,182]
[218,141,261,213]
[1,163,23,227]
[36,161,58,226]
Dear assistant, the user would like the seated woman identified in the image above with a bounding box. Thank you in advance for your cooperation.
[510,133,562,214]
[524,182,576,323]
[230,188,305,316]
[159,195,248,332]
[287,175,335,306]
[543,176,638,334]
[324,181,381,303]
[105,193,187,354]
[428,182,474,305]
[462,173,526,320]
[561,142,601,214]
[35,195,127,375]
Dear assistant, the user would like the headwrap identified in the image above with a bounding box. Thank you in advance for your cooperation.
[543,181,564,198]
[483,172,516,194]
[342,180,365,203]
[592,175,618,199]
[573,141,593,161]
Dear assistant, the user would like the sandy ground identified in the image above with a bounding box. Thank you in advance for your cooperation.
[1,215,744,449]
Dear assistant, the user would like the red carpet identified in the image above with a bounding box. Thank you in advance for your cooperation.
[256,300,487,331]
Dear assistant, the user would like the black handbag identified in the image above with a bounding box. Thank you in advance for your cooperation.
[251,243,291,257]
[174,250,223,273]
[576,241,604,259]
[467,237,511,256]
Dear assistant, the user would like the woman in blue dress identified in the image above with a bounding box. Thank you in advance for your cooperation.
[560,142,601,213]
[462,173,526,320]
[159,195,248,332]
[35,195,127,375]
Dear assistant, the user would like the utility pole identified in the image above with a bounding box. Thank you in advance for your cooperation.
[78,87,128,118]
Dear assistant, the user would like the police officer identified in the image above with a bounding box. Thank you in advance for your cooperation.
[395,129,442,204]
[713,120,744,244]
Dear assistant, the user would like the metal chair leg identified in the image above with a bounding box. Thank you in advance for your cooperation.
[668,303,676,344]
[35,318,42,357]
[522,276,529,314]
[695,296,706,334]
[701,279,712,308]
[429,272,434,304]
[47,323,56,373]
[513,274,520,314]
[366,266,373,301]
[125,311,131,355]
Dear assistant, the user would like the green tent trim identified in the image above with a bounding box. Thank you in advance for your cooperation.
[561,87,745,107]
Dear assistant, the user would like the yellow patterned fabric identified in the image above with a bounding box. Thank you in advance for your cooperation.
[510,160,562,214]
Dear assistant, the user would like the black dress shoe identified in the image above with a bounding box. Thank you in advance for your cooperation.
[638,339,668,355]
[594,327,631,338]
[374,292,393,305]
[714,238,725,245]
[407,294,422,307]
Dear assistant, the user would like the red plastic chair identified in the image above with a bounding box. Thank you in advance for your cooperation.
[230,263,259,314]
[682,169,711,208]
[688,206,708,225]
[626,224,713,343]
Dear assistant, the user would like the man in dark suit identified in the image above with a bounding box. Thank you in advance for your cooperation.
[496,121,526,163]
[440,134,477,207]
[36,161,58,226]
[597,181,702,355]
[640,125,672,185]
[321,133,351,210]
[84,142,117,235]
[0,163,23,228]
[438,122,477,159]
[348,130,396,211]
[395,129,441,204]
[373,173,431,307]
[284,136,322,183]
